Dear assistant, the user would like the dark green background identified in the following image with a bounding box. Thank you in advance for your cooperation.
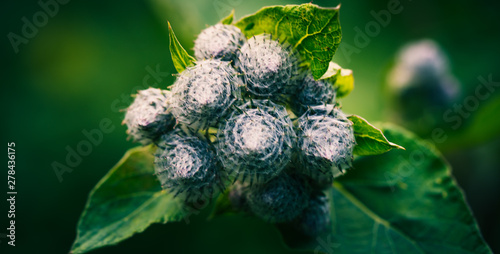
[1,0,499,253]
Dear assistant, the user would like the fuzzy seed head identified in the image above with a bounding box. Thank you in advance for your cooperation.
[246,173,308,223]
[194,24,246,61]
[293,73,336,116]
[388,40,460,128]
[170,59,242,130]
[237,34,300,97]
[296,105,355,186]
[124,88,175,145]
[295,192,331,237]
[154,131,224,203]
[216,100,295,185]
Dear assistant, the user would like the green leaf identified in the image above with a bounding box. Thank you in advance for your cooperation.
[279,124,492,254]
[220,9,234,25]
[71,145,187,254]
[234,3,342,80]
[168,21,196,73]
[348,115,404,155]
[319,62,354,98]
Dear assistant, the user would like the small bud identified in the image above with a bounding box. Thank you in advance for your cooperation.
[194,24,246,62]
[154,131,225,203]
[296,105,355,186]
[216,100,295,185]
[123,88,175,145]
[293,73,336,116]
[246,173,308,223]
[170,59,242,130]
[237,34,300,98]
[294,191,331,237]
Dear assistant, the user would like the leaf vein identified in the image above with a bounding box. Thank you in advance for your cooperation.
[333,182,426,253]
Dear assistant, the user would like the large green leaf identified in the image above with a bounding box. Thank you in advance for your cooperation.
[279,124,492,254]
[168,21,195,73]
[348,115,404,155]
[70,146,187,254]
[235,3,342,80]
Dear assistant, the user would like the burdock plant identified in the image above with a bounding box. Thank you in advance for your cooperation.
[71,4,492,254]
